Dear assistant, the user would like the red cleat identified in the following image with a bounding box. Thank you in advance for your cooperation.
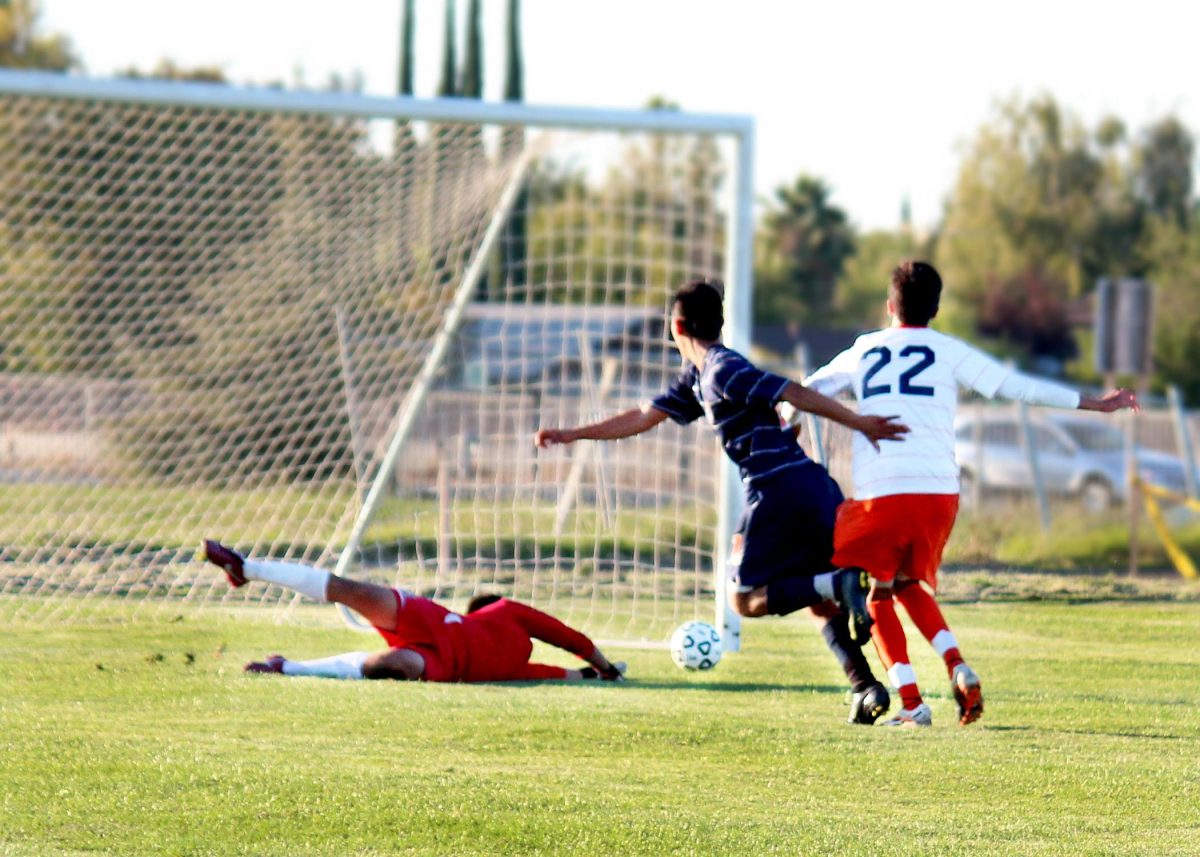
[244,655,286,674]
[200,539,247,588]
[953,663,984,725]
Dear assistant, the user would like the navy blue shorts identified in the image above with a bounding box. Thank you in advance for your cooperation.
[727,460,844,591]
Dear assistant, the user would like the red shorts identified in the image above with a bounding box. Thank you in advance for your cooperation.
[831,493,958,588]
[373,590,461,682]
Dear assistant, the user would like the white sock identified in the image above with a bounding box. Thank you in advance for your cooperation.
[931,629,959,658]
[887,662,918,692]
[813,572,836,601]
[244,559,330,602]
[281,651,369,680]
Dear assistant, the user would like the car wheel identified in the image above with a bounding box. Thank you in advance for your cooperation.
[1080,477,1115,514]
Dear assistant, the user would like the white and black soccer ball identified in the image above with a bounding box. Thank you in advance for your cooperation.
[670,620,723,670]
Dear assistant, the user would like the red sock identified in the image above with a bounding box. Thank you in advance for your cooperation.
[896,582,964,677]
[868,596,922,709]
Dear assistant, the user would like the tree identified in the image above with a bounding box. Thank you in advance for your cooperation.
[755,175,855,325]
[935,96,1168,361]
[1135,116,1194,227]
[835,228,927,329]
[461,0,483,99]
[0,0,75,71]
[497,0,528,291]
[397,0,415,96]
[437,0,457,98]
[1143,217,1200,401]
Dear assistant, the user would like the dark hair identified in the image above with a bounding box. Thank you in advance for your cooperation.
[671,278,724,341]
[465,593,503,614]
[890,261,942,326]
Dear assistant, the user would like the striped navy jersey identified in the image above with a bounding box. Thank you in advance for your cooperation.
[650,345,805,485]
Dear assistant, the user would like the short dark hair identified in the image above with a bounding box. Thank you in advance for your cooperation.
[465,593,503,614]
[671,278,724,341]
[890,261,942,326]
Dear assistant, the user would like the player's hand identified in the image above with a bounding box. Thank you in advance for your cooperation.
[1095,388,1140,413]
[534,427,576,448]
[857,414,909,451]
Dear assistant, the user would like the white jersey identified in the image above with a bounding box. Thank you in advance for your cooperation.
[804,326,1015,500]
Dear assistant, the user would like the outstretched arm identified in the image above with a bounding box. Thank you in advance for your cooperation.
[535,404,669,448]
[954,342,1138,414]
[504,600,624,680]
[1079,388,1139,413]
[992,373,1139,414]
[778,381,908,451]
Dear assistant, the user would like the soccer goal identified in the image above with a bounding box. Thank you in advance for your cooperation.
[0,70,754,647]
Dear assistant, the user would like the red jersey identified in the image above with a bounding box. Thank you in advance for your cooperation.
[374,592,595,682]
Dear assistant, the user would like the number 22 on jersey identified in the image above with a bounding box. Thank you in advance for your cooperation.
[861,346,936,399]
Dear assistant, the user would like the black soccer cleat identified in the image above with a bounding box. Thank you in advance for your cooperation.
[848,682,891,725]
[833,567,873,643]
[199,539,247,588]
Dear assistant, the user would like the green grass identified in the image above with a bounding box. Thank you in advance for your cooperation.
[0,482,713,565]
[4,575,1200,856]
[12,480,1200,575]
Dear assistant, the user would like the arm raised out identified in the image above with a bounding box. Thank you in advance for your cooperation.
[534,404,670,448]
[779,381,908,451]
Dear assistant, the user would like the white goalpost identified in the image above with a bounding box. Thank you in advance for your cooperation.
[0,70,753,648]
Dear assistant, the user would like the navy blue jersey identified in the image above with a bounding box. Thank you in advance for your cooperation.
[651,345,806,485]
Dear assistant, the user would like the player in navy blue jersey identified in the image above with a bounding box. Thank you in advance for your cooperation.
[536,279,908,722]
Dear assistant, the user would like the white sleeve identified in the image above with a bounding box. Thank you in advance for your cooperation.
[802,346,858,398]
[994,372,1081,409]
[952,343,1014,398]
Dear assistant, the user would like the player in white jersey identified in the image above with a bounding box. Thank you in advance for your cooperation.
[800,261,1137,726]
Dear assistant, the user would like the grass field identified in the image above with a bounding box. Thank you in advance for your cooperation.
[4,573,1200,856]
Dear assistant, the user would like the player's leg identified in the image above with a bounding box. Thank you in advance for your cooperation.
[201,539,399,630]
[892,495,983,725]
[894,580,983,725]
[244,647,425,680]
[728,473,869,631]
[807,601,890,725]
[866,579,930,726]
[361,647,426,680]
[831,498,929,727]
[245,651,373,679]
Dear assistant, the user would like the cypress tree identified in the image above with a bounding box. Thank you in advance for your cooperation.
[437,0,457,98]
[461,0,483,99]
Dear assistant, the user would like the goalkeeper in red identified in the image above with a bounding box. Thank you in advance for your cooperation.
[199,540,625,683]
[799,261,1137,726]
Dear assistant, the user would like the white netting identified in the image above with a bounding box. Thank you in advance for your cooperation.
[0,79,741,639]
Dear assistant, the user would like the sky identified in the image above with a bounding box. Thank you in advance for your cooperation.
[38,0,1200,231]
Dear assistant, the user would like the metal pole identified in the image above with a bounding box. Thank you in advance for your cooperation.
[1126,407,1140,577]
[1168,385,1198,499]
[1016,399,1051,531]
[0,69,754,137]
[334,147,536,630]
[794,344,826,466]
[714,123,754,653]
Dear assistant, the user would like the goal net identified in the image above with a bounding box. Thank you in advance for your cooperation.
[0,72,753,643]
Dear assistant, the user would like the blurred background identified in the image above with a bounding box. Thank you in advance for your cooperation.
[3,0,1200,620]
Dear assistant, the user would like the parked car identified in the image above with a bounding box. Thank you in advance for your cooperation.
[953,413,1189,513]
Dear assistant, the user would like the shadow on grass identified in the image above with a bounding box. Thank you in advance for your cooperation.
[479,680,848,694]
[984,723,1186,741]
[619,680,847,694]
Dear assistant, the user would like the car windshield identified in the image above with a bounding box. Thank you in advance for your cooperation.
[1057,421,1124,452]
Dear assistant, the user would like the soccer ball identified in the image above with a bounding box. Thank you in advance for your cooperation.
[670,620,723,670]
